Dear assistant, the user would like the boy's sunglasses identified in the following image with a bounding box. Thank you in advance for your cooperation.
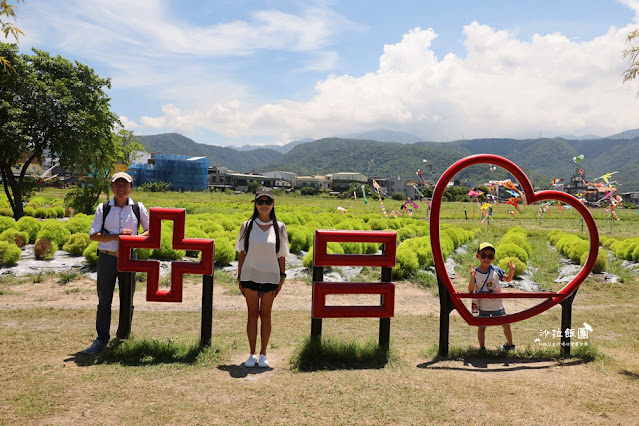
[256,198,273,206]
[480,252,494,260]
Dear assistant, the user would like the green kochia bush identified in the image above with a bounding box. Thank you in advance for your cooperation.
[83,241,99,266]
[63,232,91,255]
[392,249,420,279]
[567,240,590,264]
[0,228,29,247]
[0,240,22,265]
[0,216,15,234]
[213,237,235,266]
[580,249,608,274]
[500,232,532,257]
[34,207,48,218]
[494,242,529,264]
[64,215,92,234]
[287,225,314,253]
[16,216,41,243]
[36,220,71,247]
[497,256,526,277]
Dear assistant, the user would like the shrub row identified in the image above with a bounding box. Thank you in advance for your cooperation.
[548,229,607,273]
[493,226,530,277]
[391,225,476,279]
[600,235,639,262]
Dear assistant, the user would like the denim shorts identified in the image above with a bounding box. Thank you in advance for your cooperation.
[240,281,279,294]
[478,308,506,317]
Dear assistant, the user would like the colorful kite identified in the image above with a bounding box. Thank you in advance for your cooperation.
[361,185,368,204]
[505,197,522,213]
[416,169,426,183]
[573,154,584,164]
[422,159,434,174]
[594,172,618,184]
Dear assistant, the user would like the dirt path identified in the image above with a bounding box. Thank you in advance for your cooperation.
[0,276,441,315]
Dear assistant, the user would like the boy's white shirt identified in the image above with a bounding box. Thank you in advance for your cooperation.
[472,265,506,311]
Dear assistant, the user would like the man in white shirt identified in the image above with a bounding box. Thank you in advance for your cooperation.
[83,172,149,355]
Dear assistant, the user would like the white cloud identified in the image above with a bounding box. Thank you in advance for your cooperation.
[20,0,358,58]
[118,116,138,129]
[18,0,639,144]
[134,21,639,143]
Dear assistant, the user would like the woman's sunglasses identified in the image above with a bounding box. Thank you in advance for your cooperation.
[480,252,494,260]
[256,198,273,205]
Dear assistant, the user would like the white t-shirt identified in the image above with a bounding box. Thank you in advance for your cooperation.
[235,218,289,284]
[472,265,505,312]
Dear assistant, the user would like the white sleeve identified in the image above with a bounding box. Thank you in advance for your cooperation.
[276,222,289,258]
[88,203,104,236]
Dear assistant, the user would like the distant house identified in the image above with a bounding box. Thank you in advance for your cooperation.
[294,175,331,190]
[620,192,639,206]
[331,172,367,192]
[262,171,295,190]
[208,166,276,191]
[262,171,297,184]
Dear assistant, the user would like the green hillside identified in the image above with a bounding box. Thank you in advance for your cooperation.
[138,133,283,171]
[137,133,639,191]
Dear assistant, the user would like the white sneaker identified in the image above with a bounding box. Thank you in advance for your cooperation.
[258,354,269,368]
[244,354,257,368]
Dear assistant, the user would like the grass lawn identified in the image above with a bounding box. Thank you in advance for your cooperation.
[0,191,638,424]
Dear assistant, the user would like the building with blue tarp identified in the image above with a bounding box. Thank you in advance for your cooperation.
[128,154,209,191]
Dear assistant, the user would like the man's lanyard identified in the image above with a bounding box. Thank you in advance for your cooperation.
[474,266,493,293]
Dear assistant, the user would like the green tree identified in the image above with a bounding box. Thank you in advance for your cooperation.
[0,0,23,73]
[300,186,318,196]
[623,29,639,96]
[64,129,144,214]
[0,43,119,219]
[246,181,262,194]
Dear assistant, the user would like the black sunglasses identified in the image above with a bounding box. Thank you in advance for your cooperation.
[480,252,494,260]
[256,198,273,205]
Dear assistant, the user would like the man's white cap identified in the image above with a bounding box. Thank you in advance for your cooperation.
[111,172,133,183]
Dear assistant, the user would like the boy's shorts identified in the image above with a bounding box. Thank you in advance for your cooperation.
[478,308,506,327]
[478,308,506,317]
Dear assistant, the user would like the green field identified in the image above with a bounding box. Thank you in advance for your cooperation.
[1,189,638,424]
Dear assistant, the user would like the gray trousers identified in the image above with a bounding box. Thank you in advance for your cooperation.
[95,252,136,343]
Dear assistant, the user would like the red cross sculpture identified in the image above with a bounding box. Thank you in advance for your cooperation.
[118,207,214,302]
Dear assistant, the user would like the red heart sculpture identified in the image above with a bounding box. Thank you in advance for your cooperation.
[429,154,599,326]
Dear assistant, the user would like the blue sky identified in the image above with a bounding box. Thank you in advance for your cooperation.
[12,0,639,146]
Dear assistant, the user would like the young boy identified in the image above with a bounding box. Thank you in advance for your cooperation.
[469,242,516,351]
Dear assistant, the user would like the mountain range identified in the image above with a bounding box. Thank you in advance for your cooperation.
[137,131,639,192]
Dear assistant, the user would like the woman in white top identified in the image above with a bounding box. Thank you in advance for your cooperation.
[235,187,289,368]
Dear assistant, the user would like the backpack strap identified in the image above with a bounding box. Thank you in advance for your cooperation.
[132,201,141,232]
[100,201,111,234]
